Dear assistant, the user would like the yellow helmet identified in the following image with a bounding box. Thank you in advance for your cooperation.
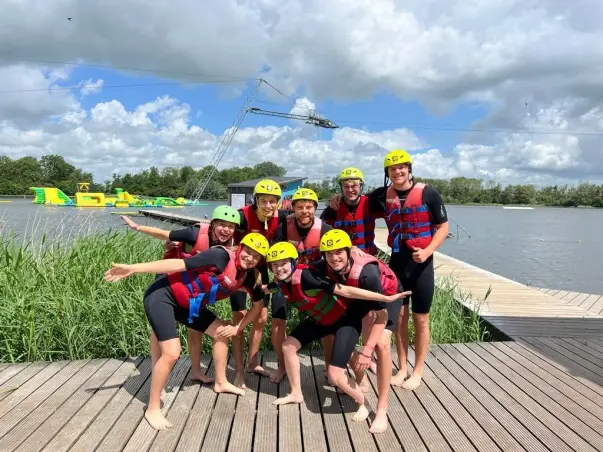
[384,149,412,169]
[338,167,364,183]
[319,229,352,253]
[266,242,299,263]
[291,187,319,205]
[253,179,282,199]
[239,232,269,257]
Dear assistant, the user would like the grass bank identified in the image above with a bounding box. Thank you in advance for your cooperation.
[0,230,491,363]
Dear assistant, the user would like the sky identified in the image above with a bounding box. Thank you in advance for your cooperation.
[1,0,603,187]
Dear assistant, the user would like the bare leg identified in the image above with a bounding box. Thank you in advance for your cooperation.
[232,310,247,388]
[273,337,304,405]
[370,332,393,434]
[322,335,334,383]
[145,337,180,430]
[204,319,245,396]
[362,312,378,374]
[270,318,287,383]
[328,365,370,422]
[247,307,270,376]
[391,306,409,386]
[188,329,213,384]
[402,313,429,390]
[150,331,161,369]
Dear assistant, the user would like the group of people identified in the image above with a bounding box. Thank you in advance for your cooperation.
[106,148,449,434]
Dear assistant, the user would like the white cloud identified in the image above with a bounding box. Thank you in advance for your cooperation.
[79,78,104,96]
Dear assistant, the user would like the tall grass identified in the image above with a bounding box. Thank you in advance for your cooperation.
[0,230,492,363]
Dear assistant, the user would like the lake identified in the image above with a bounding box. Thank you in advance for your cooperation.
[1,199,601,294]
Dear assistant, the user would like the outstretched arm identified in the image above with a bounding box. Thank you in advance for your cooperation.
[121,215,171,241]
[104,259,186,282]
[333,284,410,303]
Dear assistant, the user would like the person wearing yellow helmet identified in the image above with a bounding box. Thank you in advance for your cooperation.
[367,148,449,391]
[258,187,334,383]
[120,205,241,385]
[315,229,411,433]
[230,178,291,387]
[321,166,379,255]
[264,241,409,433]
[103,232,269,431]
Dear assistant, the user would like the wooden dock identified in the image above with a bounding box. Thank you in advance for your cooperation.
[1,210,598,450]
[4,342,603,451]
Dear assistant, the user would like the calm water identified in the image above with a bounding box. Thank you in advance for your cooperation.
[1,200,602,294]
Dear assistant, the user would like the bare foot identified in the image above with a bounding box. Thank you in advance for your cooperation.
[191,369,214,384]
[273,393,304,405]
[391,368,408,387]
[369,411,388,434]
[145,409,172,431]
[352,403,370,422]
[270,368,287,384]
[401,373,422,390]
[246,362,270,377]
[359,375,370,393]
[234,372,247,389]
[214,381,246,396]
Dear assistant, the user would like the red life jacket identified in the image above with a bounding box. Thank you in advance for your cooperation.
[162,222,211,259]
[238,205,279,241]
[384,182,433,253]
[327,246,399,296]
[331,195,377,255]
[286,215,322,264]
[278,264,348,326]
[167,246,248,323]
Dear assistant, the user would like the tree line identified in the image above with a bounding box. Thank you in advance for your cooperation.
[1,154,602,207]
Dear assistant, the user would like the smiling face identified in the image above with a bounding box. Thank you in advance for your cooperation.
[293,200,315,227]
[211,219,237,244]
[256,194,279,220]
[387,163,412,189]
[325,248,349,272]
[270,258,293,281]
[237,245,263,270]
[341,179,362,202]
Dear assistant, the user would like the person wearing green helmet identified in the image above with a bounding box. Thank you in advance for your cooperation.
[120,204,240,384]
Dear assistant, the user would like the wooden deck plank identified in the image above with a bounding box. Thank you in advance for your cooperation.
[402,350,475,452]
[405,348,501,452]
[560,291,581,302]
[467,343,603,450]
[297,352,329,452]
[432,345,554,452]
[535,338,603,376]
[567,292,591,306]
[560,337,603,363]
[278,354,303,452]
[174,358,218,452]
[42,358,143,452]
[0,360,72,420]
[311,354,353,452]
[0,362,45,402]
[253,352,278,452]
[225,357,260,452]
[68,357,152,452]
[199,357,240,452]
[8,359,113,452]
[149,355,211,452]
[104,357,189,452]
[490,342,603,414]
[447,344,597,452]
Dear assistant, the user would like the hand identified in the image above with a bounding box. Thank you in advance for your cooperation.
[104,263,135,282]
[385,290,412,302]
[353,350,372,372]
[164,241,179,252]
[216,323,241,339]
[412,247,432,263]
[120,215,139,230]
[329,193,342,210]
[261,284,270,294]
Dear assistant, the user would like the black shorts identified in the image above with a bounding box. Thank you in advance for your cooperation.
[289,314,363,368]
[143,276,217,342]
[391,259,435,314]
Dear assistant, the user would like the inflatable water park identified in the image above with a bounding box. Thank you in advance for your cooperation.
[30,183,207,208]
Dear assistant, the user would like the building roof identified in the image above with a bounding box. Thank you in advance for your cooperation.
[227,176,307,188]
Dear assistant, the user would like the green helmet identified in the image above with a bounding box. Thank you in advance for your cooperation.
[211,205,240,226]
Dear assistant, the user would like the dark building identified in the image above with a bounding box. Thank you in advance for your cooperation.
[227,176,307,209]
